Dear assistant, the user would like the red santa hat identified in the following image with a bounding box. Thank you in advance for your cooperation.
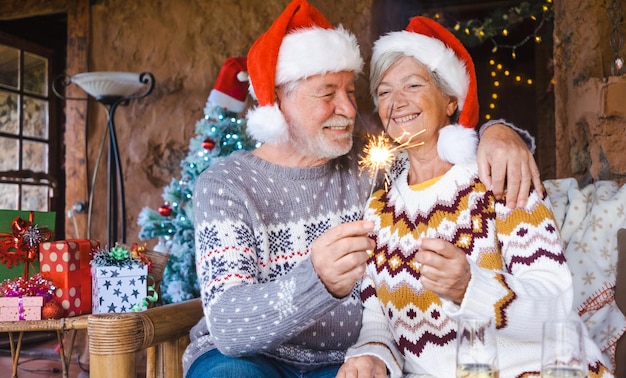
[245,0,363,143]
[371,16,479,164]
[207,57,248,113]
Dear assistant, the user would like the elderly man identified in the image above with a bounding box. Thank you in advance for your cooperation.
[183,1,540,377]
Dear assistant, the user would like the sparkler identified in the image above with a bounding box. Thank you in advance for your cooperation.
[349,101,427,260]
[360,132,396,198]
[358,104,426,198]
[348,98,425,226]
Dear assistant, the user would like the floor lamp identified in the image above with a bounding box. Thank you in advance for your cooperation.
[53,72,155,247]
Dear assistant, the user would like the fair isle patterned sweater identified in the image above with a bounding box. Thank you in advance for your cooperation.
[182,150,372,375]
[346,152,612,378]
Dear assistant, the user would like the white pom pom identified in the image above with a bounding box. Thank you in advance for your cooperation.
[437,124,477,165]
[246,103,289,143]
[237,71,249,82]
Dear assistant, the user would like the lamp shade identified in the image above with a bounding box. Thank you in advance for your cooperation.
[71,72,145,98]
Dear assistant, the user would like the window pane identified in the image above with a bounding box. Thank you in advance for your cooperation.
[0,136,18,170]
[0,183,18,209]
[22,140,47,172]
[0,44,19,89]
[23,96,48,139]
[0,90,18,134]
[24,52,47,96]
[21,184,48,211]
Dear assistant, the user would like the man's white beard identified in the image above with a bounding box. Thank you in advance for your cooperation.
[288,118,354,160]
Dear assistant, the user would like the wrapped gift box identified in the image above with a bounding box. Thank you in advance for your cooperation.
[92,265,148,313]
[0,296,43,321]
[0,210,56,281]
[39,240,99,317]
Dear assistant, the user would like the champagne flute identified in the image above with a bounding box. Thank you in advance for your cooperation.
[541,319,587,378]
[456,315,499,378]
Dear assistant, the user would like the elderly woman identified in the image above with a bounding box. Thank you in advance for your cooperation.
[337,17,612,378]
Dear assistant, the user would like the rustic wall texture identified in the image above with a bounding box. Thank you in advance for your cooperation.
[553,0,626,185]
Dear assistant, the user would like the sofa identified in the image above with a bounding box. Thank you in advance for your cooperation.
[545,178,626,375]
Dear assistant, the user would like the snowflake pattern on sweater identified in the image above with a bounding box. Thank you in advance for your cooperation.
[183,149,373,374]
[346,151,612,378]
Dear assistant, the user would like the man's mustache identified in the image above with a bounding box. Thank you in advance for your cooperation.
[322,117,353,128]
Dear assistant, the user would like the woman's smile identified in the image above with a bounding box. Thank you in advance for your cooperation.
[393,113,419,123]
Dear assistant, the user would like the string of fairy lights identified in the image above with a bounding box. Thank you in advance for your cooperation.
[483,59,536,121]
[429,0,554,120]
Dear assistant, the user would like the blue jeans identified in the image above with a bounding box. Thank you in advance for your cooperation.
[186,348,340,378]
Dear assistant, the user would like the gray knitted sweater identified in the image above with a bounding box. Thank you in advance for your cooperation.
[182,149,372,375]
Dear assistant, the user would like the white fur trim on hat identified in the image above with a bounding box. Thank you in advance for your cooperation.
[437,124,477,165]
[276,26,363,84]
[246,103,289,144]
[372,31,469,109]
[207,89,246,113]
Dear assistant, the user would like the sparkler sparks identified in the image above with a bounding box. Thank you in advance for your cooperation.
[359,129,426,197]
[350,101,424,204]
[359,133,396,178]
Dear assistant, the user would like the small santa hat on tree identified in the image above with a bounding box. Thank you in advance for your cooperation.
[245,0,363,143]
[371,16,480,165]
[207,56,249,113]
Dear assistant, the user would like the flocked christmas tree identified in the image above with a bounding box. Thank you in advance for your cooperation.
[137,57,258,303]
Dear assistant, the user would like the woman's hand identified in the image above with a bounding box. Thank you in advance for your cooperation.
[414,238,470,304]
[336,355,388,378]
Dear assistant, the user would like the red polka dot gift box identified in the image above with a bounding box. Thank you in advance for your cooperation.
[39,240,100,317]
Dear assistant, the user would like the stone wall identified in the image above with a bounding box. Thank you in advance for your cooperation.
[553,0,626,185]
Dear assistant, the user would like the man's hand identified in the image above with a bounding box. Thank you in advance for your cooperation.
[477,123,543,208]
[337,355,388,378]
[310,220,375,298]
[414,238,470,304]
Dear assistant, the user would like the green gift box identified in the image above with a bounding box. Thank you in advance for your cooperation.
[0,210,55,282]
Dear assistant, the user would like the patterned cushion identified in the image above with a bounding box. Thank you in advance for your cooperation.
[544,178,626,371]
[615,229,626,376]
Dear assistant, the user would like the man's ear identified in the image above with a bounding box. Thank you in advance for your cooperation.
[274,88,282,109]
